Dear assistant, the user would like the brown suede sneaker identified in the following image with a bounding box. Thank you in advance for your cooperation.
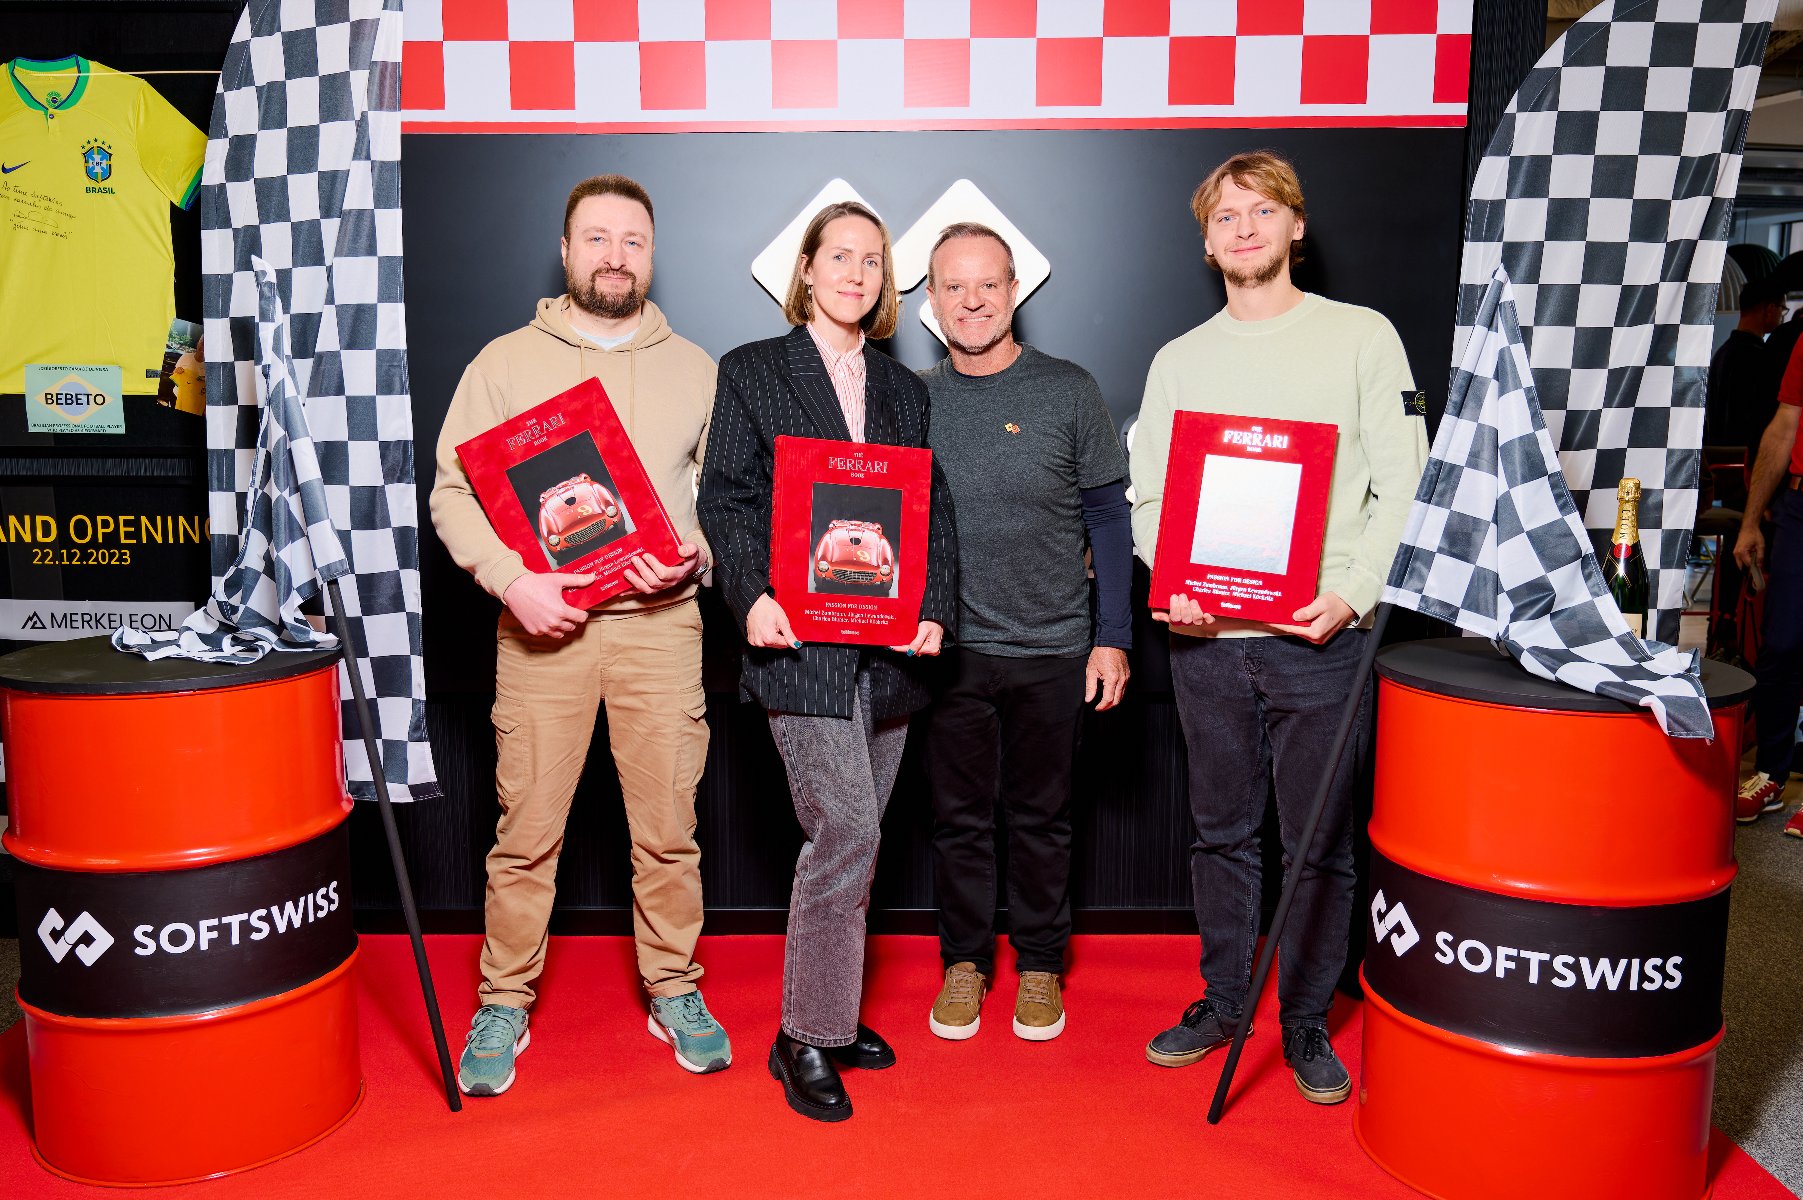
[1013,971,1066,1041]
[928,962,986,1040]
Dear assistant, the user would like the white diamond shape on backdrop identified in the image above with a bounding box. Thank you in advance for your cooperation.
[750,178,879,305]
[891,179,1051,346]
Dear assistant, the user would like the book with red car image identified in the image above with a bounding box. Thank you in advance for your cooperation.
[1148,410,1339,627]
[455,377,680,610]
[772,435,933,646]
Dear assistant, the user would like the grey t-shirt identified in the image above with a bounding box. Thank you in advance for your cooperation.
[921,343,1127,658]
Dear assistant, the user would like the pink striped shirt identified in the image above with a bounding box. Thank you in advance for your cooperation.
[807,324,867,443]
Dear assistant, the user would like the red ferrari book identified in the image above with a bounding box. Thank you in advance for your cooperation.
[455,377,681,610]
[1148,411,1339,626]
[771,435,933,646]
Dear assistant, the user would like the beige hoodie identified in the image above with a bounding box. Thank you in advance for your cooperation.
[431,296,717,616]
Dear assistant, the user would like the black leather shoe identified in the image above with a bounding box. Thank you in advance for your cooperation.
[769,1034,852,1122]
[827,1024,896,1070]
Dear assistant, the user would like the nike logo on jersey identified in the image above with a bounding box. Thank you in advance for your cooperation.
[0,162,28,174]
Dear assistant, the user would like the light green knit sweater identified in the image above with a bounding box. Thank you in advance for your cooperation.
[1129,292,1429,636]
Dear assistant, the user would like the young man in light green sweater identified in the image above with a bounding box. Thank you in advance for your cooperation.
[1128,150,1427,1104]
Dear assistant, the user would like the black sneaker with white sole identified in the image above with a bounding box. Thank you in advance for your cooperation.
[1282,1023,1351,1104]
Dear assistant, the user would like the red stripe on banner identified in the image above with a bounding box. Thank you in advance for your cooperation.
[772,40,838,109]
[1301,35,1370,106]
[572,0,637,41]
[1434,33,1473,105]
[402,114,1471,134]
[1237,0,1304,37]
[1037,38,1105,108]
[640,41,708,110]
[1104,0,1172,38]
[400,40,445,111]
[1372,0,1443,35]
[905,39,971,109]
[509,42,576,111]
[971,0,1038,39]
[441,0,507,41]
[839,0,903,39]
[1168,37,1237,107]
[706,0,772,42]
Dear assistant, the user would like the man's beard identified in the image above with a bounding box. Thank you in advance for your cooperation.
[943,307,1015,357]
[1218,248,1287,289]
[569,265,649,320]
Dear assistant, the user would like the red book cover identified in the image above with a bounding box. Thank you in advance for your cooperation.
[455,377,681,610]
[1149,411,1339,626]
[771,435,933,646]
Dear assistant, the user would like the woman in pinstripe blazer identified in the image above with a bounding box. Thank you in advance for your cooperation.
[697,201,957,1123]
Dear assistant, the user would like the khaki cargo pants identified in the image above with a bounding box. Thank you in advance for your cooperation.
[477,598,709,1006]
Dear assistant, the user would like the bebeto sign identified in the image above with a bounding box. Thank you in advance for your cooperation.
[14,824,355,1020]
[1363,848,1729,1059]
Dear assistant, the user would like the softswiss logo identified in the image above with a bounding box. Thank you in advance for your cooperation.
[1370,890,1420,957]
[38,908,116,966]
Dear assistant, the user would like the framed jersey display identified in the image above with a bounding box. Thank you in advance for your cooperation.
[771,435,932,646]
[1148,411,1338,626]
[456,377,680,611]
[0,56,205,395]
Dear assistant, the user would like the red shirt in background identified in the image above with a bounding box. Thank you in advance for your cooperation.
[1772,333,1803,475]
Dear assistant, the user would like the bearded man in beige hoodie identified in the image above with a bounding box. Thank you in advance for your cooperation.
[431,175,728,1093]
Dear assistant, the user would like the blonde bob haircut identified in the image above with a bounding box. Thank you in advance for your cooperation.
[1190,149,1307,273]
[782,200,900,338]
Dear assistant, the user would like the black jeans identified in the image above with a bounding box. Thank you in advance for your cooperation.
[1754,487,1803,782]
[926,649,1088,977]
[1168,631,1369,1027]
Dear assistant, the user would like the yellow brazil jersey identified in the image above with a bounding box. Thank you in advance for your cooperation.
[1,56,205,394]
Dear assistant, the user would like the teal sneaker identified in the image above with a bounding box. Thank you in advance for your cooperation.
[648,990,732,1074]
[458,1003,529,1097]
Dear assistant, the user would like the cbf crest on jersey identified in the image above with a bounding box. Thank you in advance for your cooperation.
[81,138,111,183]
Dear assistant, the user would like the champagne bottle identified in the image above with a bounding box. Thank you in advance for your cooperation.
[1603,477,1648,637]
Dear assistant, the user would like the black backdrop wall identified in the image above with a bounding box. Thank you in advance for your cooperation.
[391,125,1465,934]
[0,2,1554,948]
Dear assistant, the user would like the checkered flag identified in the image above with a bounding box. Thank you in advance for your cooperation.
[1456,0,1774,644]
[1385,266,1711,737]
[115,258,350,655]
[115,0,437,802]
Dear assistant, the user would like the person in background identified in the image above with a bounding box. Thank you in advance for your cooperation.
[697,200,958,1122]
[432,173,729,1094]
[1708,273,1786,484]
[1733,333,1803,836]
[916,222,1131,1044]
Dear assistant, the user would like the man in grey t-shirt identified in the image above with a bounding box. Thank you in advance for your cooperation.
[917,223,1133,1043]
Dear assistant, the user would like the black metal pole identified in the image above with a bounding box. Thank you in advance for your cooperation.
[1206,603,1392,1125]
[326,576,462,1113]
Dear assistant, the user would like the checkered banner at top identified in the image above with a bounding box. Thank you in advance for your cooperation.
[116,0,438,802]
[399,0,1473,129]
[1456,0,1774,645]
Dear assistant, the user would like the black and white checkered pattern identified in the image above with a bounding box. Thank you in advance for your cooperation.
[1456,0,1773,644]
[1386,266,1712,737]
[116,258,351,651]
[116,0,436,802]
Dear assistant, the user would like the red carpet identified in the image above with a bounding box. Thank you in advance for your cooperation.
[0,934,1790,1199]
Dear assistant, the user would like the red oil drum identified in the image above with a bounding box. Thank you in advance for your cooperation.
[2,636,362,1186]
[1356,639,1751,1200]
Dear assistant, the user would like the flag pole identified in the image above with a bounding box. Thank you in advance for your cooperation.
[1205,602,1392,1125]
[326,576,463,1113]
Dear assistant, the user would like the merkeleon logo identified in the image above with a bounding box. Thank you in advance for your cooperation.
[38,908,116,966]
[1371,889,1420,957]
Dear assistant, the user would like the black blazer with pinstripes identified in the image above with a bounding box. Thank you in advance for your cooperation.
[697,326,958,720]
